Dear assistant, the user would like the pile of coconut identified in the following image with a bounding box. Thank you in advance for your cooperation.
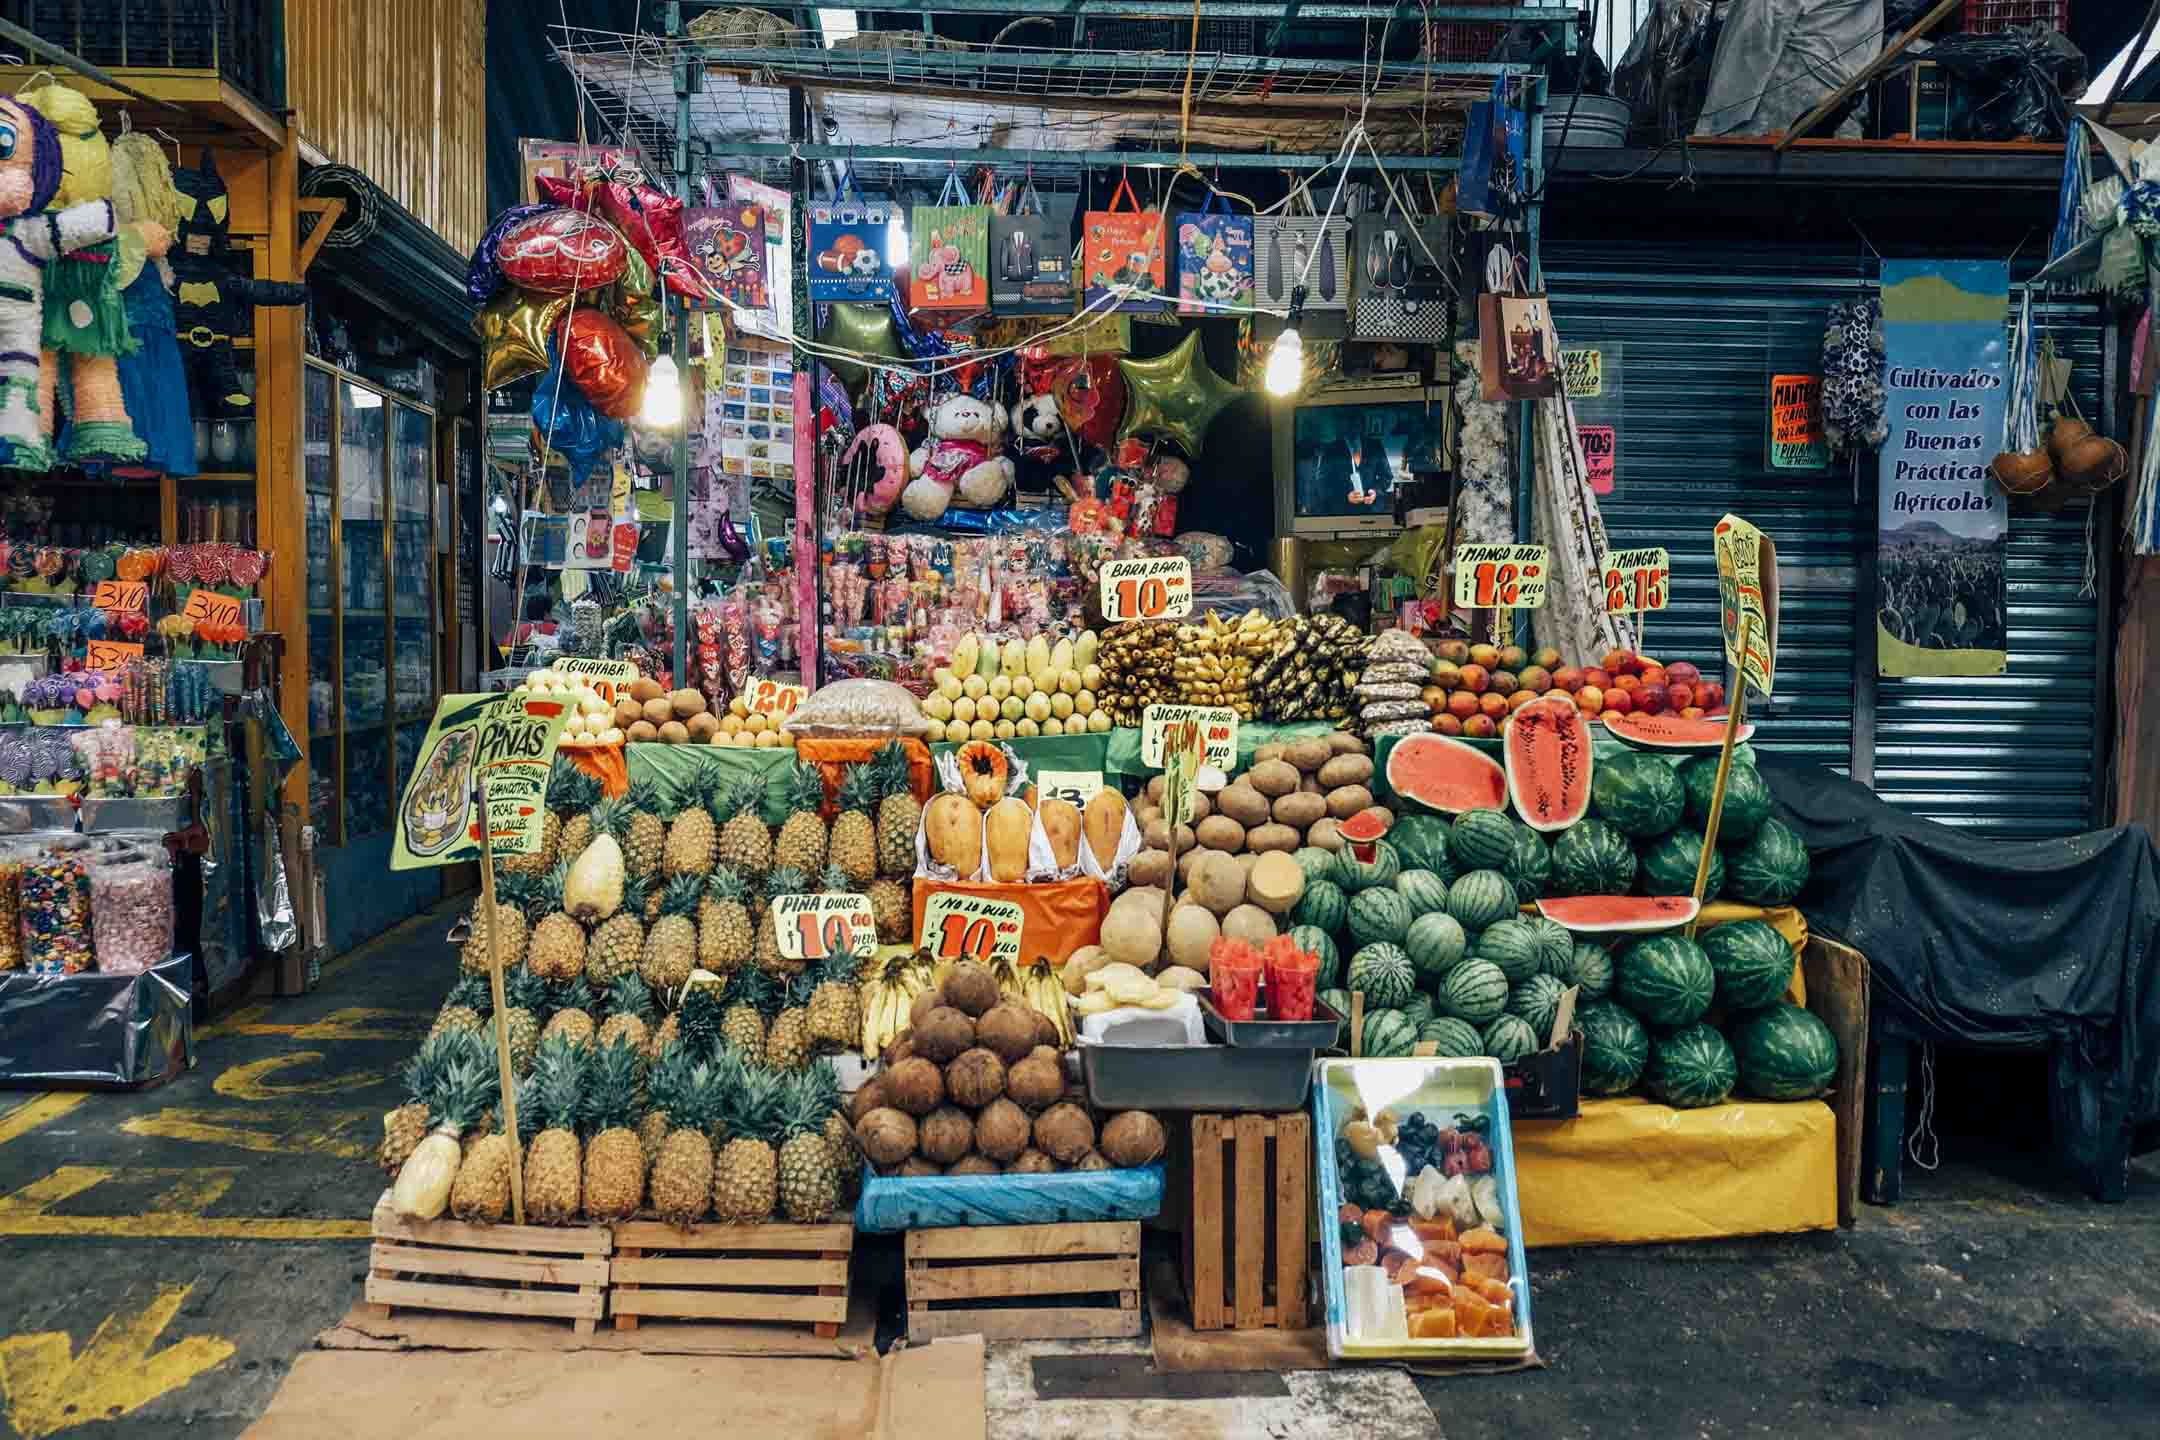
[852,959,1166,1176]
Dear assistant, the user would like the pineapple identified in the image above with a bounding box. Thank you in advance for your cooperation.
[663,771,720,880]
[579,1036,649,1221]
[640,875,703,993]
[717,778,773,879]
[776,1062,846,1223]
[697,868,754,974]
[829,766,879,888]
[391,1033,500,1219]
[805,954,863,1052]
[585,874,648,986]
[552,767,605,868]
[460,874,531,975]
[874,741,921,879]
[717,966,770,1062]
[430,974,491,1039]
[500,965,552,1075]
[755,867,812,977]
[450,1069,539,1223]
[598,972,657,1059]
[649,1050,727,1225]
[711,1061,784,1222]
[868,878,910,945]
[525,862,587,982]
[380,1029,456,1174]
[773,762,830,877]
[521,1034,588,1224]
[621,779,671,885]
[542,976,597,1051]
[765,970,814,1071]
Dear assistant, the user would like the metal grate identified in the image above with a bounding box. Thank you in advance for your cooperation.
[1960,0,2069,34]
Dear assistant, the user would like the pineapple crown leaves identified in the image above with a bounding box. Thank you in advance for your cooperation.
[528,1033,589,1132]
[670,1057,731,1134]
[776,1065,835,1142]
[704,867,748,905]
[552,974,597,1016]
[504,964,553,1019]
[625,778,675,823]
[784,760,828,815]
[444,973,493,1017]
[579,1036,647,1135]
[677,982,729,1055]
[591,795,634,842]
[765,865,812,901]
[810,950,864,990]
[399,1027,460,1105]
[605,971,657,1023]
[721,777,765,824]
[874,739,912,794]
[720,963,777,1018]
[836,763,880,816]
[510,1069,545,1145]
[619,872,652,918]
[644,1041,694,1125]
[796,1057,846,1128]
[433,1053,503,1133]
[817,862,852,895]
[529,862,571,921]
[657,873,704,918]
[492,870,537,913]
[726,1061,790,1145]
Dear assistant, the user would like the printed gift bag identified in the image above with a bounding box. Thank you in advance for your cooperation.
[806,170,897,303]
[683,178,771,313]
[989,176,1074,316]
[1174,190,1254,316]
[1476,250,1558,401]
[1458,75,1528,223]
[1253,200,1351,314]
[909,168,991,313]
[1349,210,1451,342]
[1081,175,1170,313]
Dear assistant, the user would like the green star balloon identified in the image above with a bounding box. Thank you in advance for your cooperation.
[820,302,903,390]
[1118,330,1242,456]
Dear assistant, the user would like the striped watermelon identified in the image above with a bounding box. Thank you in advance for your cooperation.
[1638,829,1722,901]
[1729,1003,1839,1100]
[1507,972,1568,1041]
[1450,809,1517,872]
[1395,868,1453,918]
[1525,915,1574,977]
[1616,933,1715,1027]
[1591,752,1685,839]
[1437,959,1510,1024]
[1647,1023,1736,1108]
[1362,1008,1418,1058]
[1481,1013,1540,1063]
[1681,755,1771,845]
[1417,1016,1484,1058]
[1724,818,1809,905]
[1471,918,1543,984]
[1579,1000,1649,1094]
[1503,825,1551,902]
[1293,879,1347,934]
[1567,941,1615,999]
[1334,840,1401,894]
[1699,919,1794,1012]
[1400,992,1437,1028]
[1291,925,1342,989]
[1445,869,1517,932]
[1347,887,1412,948]
[1405,911,1468,980]
[1292,847,1339,885]
[1389,814,1458,881]
[1348,943,1417,1010]
[1549,819,1638,897]
[1320,987,1352,1021]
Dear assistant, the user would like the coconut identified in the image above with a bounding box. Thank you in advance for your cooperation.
[1033,1101,1096,1165]
[943,961,1002,1017]
[909,987,949,1030]
[855,1107,919,1166]
[896,1157,943,1178]
[885,1057,945,1116]
[1074,1151,1112,1172]
[947,1154,1000,1176]
[1031,1009,1060,1050]
[642,697,673,726]
[1006,1054,1065,1112]
[972,1098,1031,1161]
[976,1004,1040,1065]
[1101,1110,1167,1166]
[669,687,708,718]
[1007,1148,1058,1175]
[885,1029,916,1065]
[914,1006,977,1064]
[630,677,664,705]
[944,1047,1008,1109]
[1028,1044,1062,1067]
[848,1074,893,1124]
[918,1105,975,1165]
[613,699,644,731]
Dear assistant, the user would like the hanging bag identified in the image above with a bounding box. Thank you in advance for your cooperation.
[1174,186,1255,317]
[1081,173,1170,313]
[683,174,771,312]
[1350,186,1451,342]
[1458,75,1528,223]
[909,167,992,313]
[989,174,1075,316]
[1253,184,1351,316]
[1477,248,1558,400]
[806,168,897,303]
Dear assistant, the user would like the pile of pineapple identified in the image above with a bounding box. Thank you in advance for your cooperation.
[384,741,930,1227]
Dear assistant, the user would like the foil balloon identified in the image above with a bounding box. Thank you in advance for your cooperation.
[474,289,570,391]
[497,208,629,294]
[557,307,648,419]
[821,301,903,390]
[531,347,625,486]
[468,202,551,302]
[616,228,655,298]
[538,165,698,301]
[1118,330,1241,456]
[611,286,662,358]
[1049,354,1127,450]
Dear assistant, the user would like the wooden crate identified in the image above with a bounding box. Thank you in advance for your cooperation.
[610,1220,853,1336]
[365,1191,612,1336]
[1183,1112,1311,1331]
[905,1221,1142,1343]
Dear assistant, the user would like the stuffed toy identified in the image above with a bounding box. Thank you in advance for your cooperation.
[902,393,1013,521]
[1136,450,1190,537]
[95,132,188,477]
[844,422,909,517]
[1009,390,1084,501]
[0,94,114,471]
[171,149,309,418]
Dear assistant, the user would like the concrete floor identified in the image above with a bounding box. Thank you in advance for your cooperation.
[1,898,2157,1438]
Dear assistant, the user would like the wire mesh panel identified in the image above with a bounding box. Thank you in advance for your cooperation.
[1960,0,2070,34]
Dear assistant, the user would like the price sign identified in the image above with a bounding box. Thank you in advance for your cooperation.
[1036,770,1103,807]
[1713,514,1779,699]
[742,676,807,717]
[85,640,143,669]
[1769,374,1827,470]
[393,691,571,869]
[551,656,639,705]
[1580,424,1616,495]
[611,519,639,573]
[1099,556,1193,623]
[91,579,147,613]
[922,892,1024,970]
[180,589,244,629]
[1452,543,1550,610]
[1562,347,1603,399]
[1140,704,1238,769]
[771,892,877,961]
[1599,548,1670,613]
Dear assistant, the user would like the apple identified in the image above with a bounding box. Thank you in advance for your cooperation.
[1518,666,1552,693]
[1577,685,1604,715]
[1447,690,1480,720]
[1614,674,1640,694]
[1457,664,1491,694]
[1541,688,1578,708]
[1603,687,1634,715]
[1532,646,1563,671]
[1639,665,1667,691]
[1552,666,1584,693]
[1422,686,1448,710]
[1469,643,1501,669]
[1434,713,1465,736]
[1431,660,1462,689]
[1463,713,1498,739]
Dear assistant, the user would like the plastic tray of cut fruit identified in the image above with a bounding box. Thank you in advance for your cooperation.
[1311,1056,1534,1360]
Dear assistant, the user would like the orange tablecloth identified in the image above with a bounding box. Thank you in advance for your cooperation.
[910,875,1108,965]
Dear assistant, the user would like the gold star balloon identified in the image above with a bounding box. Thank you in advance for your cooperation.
[820,301,903,391]
[1118,330,1242,456]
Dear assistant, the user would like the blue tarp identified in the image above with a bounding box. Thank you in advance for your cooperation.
[853,1160,1164,1233]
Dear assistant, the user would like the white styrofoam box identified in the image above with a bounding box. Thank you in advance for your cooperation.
[1079,991,1204,1048]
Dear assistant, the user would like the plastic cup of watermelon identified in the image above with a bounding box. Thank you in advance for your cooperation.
[1213,946,1264,1021]
[1265,949,1320,1021]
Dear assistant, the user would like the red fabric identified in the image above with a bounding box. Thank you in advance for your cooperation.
[793,737,933,819]
[910,875,1108,967]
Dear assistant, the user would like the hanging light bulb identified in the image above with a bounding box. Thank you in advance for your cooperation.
[1264,286,1309,399]
[642,350,683,428]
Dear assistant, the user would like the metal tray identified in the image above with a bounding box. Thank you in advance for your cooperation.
[78,795,190,835]
[0,796,75,835]
[1078,1037,1314,1112]
[1197,987,1343,1051]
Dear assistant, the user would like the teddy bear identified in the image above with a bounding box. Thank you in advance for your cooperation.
[1009,390,1083,501]
[1136,450,1191,537]
[902,393,1013,521]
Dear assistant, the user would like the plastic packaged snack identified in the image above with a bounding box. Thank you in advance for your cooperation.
[781,677,934,737]
[21,854,91,973]
[90,858,172,975]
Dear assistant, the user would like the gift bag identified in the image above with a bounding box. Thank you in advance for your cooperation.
[1478,252,1558,401]
[1081,175,1170,313]
[1253,199,1351,314]
[909,168,991,313]
[1174,190,1255,316]
[1349,209,1451,342]
[683,177,771,312]
[989,176,1074,316]
[806,170,897,304]
[1458,75,1528,223]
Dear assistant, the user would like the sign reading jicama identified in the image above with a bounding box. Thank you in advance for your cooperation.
[1099,555,1193,622]
[1452,543,1549,609]
[392,692,569,869]
[922,892,1024,969]
[772,892,877,961]
[1712,515,1779,700]
[1140,703,1238,769]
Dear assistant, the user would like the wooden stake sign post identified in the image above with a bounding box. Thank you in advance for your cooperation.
[1690,516,1780,936]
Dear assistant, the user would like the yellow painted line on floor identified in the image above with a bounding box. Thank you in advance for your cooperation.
[0,1165,368,1241]
[0,1283,236,1439]
[0,1095,87,1149]
[212,1052,388,1101]
[195,1005,426,1044]
[119,1108,372,1161]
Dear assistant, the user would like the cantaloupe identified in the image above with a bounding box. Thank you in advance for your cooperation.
[1248,851,1305,914]
[985,798,1033,883]
[1083,789,1128,869]
[1101,889,1164,970]
[1189,850,1246,916]
[1167,903,1220,970]
[1038,798,1082,870]
[1220,904,1278,945]
[925,792,984,874]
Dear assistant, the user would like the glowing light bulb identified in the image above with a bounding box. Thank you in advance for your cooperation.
[642,352,682,428]
[1263,325,1304,398]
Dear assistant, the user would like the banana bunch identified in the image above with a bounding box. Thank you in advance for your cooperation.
[1252,612,1371,722]
[860,952,937,1059]
[1171,609,1274,717]
[1014,956,1075,1046]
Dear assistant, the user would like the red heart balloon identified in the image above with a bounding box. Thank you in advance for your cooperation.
[497,208,629,294]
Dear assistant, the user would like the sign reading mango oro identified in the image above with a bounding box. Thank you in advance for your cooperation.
[772,892,877,961]
[1452,543,1550,609]
[392,692,569,869]
[1140,704,1239,769]
[922,891,1024,969]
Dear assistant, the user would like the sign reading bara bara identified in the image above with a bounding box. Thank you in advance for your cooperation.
[1099,556,1193,622]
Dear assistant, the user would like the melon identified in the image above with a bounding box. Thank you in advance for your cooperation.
[1567,941,1614,999]
[1248,852,1306,915]
[1362,1008,1418,1058]
[1646,1022,1736,1108]
[1292,847,1338,885]
[1615,932,1714,1027]
[1579,999,1648,1094]
[1445,870,1516,933]
[1292,878,1347,933]
[924,792,985,874]
[1437,959,1510,1024]
[1503,826,1551,903]
[1346,887,1412,949]
[1471,918,1543,984]
[1524,915,1574,977]
[1728,1003,1839,1100]
[1290,926,1341,988]
[1504,698,1593,832]
[1404,911,1468,979]
[1333,839,1400,893]
[1481,1013,1539,1063]
[1724,818,1810,905]
[1602,710,1757,753]
[1385,732,1508,816]
[1348,943,1417,1010]
[1638,829,1722,901]
[1399,992,1436,1028]
[1699,918,1795,1012]
[1388,814,1458,881]
[984,797,1034,882]
[1395,868,1453,918]
[1507,972,1568,1042]
[1449,809,1517,872]
[1680,755,1771,845]
[1534,894,1700,935]
[1549,819,1637,897]
[1417,1016,1484,1058]
[1589,752,1685,839]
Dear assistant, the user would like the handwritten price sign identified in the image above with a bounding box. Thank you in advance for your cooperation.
[91,579,148,613]
[1036,769,1103,807]
[742,676,807,717]
[772,892,878,961]
[180,589,243,629]
[1099,556,1193,623]
[1599,548,1670,613]
[85,640,143,669]
[922,892,1023,970]
[1453,543,1550,610]
[1140,704,1239,769]
[551,656,639,705]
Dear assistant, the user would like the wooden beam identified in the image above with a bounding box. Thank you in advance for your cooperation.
[2099,0,2160,127]
[296,198,345,276]
[263,134,312,837]
[0,66,286,149]
[1774,0,1959,154]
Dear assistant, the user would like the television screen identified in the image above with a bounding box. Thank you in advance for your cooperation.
[1291,399,1444,521]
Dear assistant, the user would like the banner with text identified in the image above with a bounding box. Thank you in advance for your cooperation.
[1877,260,2009,678]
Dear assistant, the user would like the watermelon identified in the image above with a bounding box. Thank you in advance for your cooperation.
[1399,992,1437,1027]
[1549,819,1638,897]
[1524,915,1575,977]
[1503,825,1551,902]
[1293,879,1347,934]
[1579,1000,1649,1094]
[1291,925,1342,988]
[1292,847,1339,885]
[1504,698,1594,832]
[1729,1003,1839,1100]
[1724,818,1809,905]
[1507,972,1568,1041]
[1680,755,1771,845]
[1418,1016,1484,1058]
[1389,814,1458,881]
[1638,829,1723,901]
[1481,1013,1540,1063]
[1348,943,1417,1010]
[1615,933,1715,1027]
[1320,987,1352,1021]
[1603,710,1757,753]
[1385,732,1508,816]
[1646,1023,1737,1108]
[1471,918,1543,984]
[1590,752,1685,839]
[1699,919,1794,1012]
[1437,959,1510,1024]
[1395,868,1453,918]
[1347,887,1412,948]
[1405,911,1468,979]
[1363,1008,1418,1058]
[1568,941,1614,999]
[1535,894,1700,935]
[1334,840,1401,893]
[1445,869,1517,932]
[1450,809,1517,872]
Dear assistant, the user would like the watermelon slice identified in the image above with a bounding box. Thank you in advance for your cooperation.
[1602,711,1757,754]
[1386,733,1508,816]
[1504,698,1593,833]
[1534,894,1701,935]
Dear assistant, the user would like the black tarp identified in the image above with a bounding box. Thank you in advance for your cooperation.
[1761,761,2160,1196]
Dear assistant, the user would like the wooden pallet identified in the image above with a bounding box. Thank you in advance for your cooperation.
[609,1220,853,1335]
[1184,1112,1310,1331]
[365,1191,612,1336]
[905,1220,1142,1344]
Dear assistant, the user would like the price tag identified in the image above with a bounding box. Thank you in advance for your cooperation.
[1099,556,1193,622]
[392,692,571,868]
[1598,548,1670,613]
[91,579,148,613]
[611,519,639,573]
[1140,704,1238,769]
[1036,770,1103,807]
[180,589,244,629]
[551,656,640,705]
[1580,424,1616,495]
[1713,514,1779,699]
[1452,543,1549,610]
[922,892,1024,970]
[742,676,807,717]
[771,892,878,961]
[85,640,143,669]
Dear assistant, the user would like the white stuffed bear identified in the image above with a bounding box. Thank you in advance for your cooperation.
[903,393,1014,520]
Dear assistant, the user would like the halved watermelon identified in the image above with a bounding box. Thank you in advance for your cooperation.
[1386,733,1508,816]
[1504,698,1593,833]
[1534,894,1701,934]
[1603,711,1757,753]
